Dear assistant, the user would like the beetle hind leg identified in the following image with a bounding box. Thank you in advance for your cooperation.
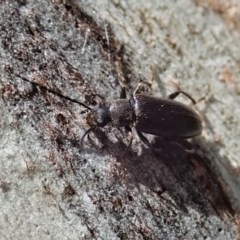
[168,82,210,104]
[136,130,152,148]
[168,91,197,104]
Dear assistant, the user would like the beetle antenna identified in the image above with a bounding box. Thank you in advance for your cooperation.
[15,74,92,110]
[80,126,97,149]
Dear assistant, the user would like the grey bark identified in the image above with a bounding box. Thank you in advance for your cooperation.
[0,0,239,239]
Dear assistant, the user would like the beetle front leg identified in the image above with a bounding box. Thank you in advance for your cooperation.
[134,82,152,96]
[134,66,154,96]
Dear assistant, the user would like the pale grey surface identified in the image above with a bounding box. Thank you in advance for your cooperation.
[0,0,239,239]
[96,0,240,209]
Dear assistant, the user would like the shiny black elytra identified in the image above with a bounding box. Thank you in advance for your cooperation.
[16,75,202,148]
[100,94,202,137]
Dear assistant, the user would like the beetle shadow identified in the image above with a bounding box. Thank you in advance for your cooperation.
[104,132,235,218]
[55,121,235,218]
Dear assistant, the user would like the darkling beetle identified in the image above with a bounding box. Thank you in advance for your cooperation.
[16,75,202,148]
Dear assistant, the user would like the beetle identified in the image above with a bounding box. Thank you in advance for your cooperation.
[86,84,202,147]
[16,75,202,148]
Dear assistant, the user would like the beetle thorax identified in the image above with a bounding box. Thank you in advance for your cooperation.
[109,99,134,127]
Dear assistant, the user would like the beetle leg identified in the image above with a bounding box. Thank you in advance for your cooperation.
[174,139,195,154]
[136,130,151,148]
[80,126,97,150]
[125,133,133,154]
[120,126,133,155]
[134,82,152,96]
[168,91,196,104]
[134,65,155,96]
[120,86,127,99]
[124,126,133,146]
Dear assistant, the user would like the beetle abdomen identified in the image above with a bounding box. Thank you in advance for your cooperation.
[133,95,202,138]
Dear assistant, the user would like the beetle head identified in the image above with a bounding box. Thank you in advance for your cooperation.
[93,105,111,127]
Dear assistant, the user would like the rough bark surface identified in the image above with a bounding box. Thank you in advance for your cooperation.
[0,0,239,239]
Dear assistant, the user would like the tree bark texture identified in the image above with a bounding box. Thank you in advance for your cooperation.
[0,0,239,239]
